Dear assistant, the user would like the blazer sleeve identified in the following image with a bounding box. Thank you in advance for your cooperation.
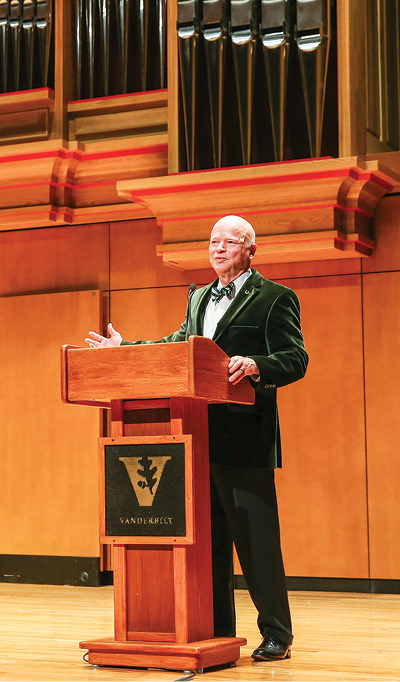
[121,321,188,346]
[248,289,308,392]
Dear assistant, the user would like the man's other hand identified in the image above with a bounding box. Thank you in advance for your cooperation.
[229,355,260,385]
[85,323,122,348]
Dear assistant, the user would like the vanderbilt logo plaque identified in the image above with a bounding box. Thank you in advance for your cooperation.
[119,455,172,507]
[104,439,188,537]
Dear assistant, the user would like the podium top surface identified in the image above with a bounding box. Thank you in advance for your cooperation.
[61,336,255,406]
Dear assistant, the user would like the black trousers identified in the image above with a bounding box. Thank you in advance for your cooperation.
[210,463,293,646]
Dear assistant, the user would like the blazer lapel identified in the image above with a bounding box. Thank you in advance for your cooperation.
[189,280,216,336]
[212,270,262,343]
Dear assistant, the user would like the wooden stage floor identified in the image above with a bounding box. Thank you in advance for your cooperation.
[1,584,399,681]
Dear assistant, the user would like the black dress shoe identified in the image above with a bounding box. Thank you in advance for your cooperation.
[252,634,292,661]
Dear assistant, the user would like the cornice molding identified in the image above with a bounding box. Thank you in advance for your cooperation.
[117,157,400,267]
[0,137,167,230]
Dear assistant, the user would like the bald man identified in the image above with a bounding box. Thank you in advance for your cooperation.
[87,215,308,661]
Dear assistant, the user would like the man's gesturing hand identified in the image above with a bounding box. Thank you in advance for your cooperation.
[85,323,122,348]
[229,355,260,385]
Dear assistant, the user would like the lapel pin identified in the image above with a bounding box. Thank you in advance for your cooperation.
[245,290,250,295]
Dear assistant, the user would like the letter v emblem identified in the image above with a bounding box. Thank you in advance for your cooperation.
[119,455,172,507]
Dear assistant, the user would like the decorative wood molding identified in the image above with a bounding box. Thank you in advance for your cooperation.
[0,136,167,231]
[68,90,168,143]
[156,231,375,270]
[0,88,55,145]
[117,156,400,267]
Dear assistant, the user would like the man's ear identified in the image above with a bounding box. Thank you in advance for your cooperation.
[249,244,257,259]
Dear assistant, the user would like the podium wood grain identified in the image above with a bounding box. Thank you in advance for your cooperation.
[60,338,251,669]
[61,336,255,405]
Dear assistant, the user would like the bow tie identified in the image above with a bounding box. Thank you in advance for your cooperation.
[211,282,235,303]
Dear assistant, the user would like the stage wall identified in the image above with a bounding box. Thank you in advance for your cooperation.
[1,195,399,584]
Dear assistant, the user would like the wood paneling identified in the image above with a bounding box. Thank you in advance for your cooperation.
[0,210,399,579]
[124,408,171,437]
[110,286,190,343]
[0,89,55,144]
[110,218,217,291]
[110,272,370,579]
[71,109,167,143]
[167,0,179,173]
[337,0,367,156]
[111,215,363,288]
[53,0,74,140]
[110,218,185,290]
[68,91,168,143]
[275,275,369,578]
[257,257,362,282]
[0,109,49,144]
[0,223,109,296]
[0,290,102,556]
[362,195,400,273]
[126,546,175,636]
[363,271,400,579]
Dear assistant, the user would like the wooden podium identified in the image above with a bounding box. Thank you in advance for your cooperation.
[61,336,254,673]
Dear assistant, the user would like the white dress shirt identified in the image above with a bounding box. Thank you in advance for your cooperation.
[203,269,252,339]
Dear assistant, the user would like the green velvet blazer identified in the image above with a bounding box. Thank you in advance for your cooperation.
[122,269,308,469]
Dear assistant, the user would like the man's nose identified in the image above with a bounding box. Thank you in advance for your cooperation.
[216,242,226,251]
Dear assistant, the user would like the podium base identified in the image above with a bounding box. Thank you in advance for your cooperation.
[79,636,247,672]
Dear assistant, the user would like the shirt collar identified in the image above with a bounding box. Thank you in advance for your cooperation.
[217,268,252,292]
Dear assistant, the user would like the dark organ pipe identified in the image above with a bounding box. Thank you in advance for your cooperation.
[201,0,227,168]
[22,0,35,90]
[75,0,84,98]
[177,0,200,171]
[98,0,111,96]
[295,0,331,157]
[260,0,291,161]
[176,0,336,170]
[0,0,8,92]
[230,0,257,165]
[85,0,95,99]
[0,0,53,93]
[115,0,130,93]
[10,0,21,92]
[158,0,167,90]
[137,0,149,91]
[36,0,52,89]
[72,0,167,99]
